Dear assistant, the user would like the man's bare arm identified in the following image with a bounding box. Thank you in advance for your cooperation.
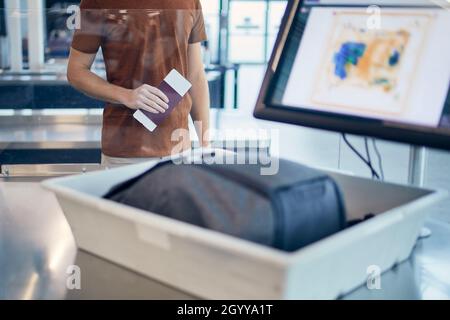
[188,43,210,146]
[67,48,169,114]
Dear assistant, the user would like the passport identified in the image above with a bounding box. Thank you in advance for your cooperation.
[133,69,192,132]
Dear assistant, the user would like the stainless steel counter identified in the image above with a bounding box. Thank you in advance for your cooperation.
[0,111,271,176]
[0,114,102,143]
[0,113,103,167]
[1,178,449,300]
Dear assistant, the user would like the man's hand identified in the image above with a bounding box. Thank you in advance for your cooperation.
[67,48,170,114]
[123,85,169,114]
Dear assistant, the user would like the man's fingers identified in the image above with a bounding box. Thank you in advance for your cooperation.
[144,85,169,103]
[140,90,169,109]
[140,96,166,113]
[140,98,165,113]
[137,102,158,114]
[139,105,157,114]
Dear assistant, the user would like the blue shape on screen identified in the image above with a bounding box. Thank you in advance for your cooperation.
[333,42,366,79]
[389,50,400,66]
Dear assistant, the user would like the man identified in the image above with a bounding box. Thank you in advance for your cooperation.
[67,0,210,165]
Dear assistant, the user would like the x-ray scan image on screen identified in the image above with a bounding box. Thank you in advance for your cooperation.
[282,6,450,127]
[256,0,450,150]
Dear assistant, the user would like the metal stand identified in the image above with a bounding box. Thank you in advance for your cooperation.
[408,146,427,186]
[408,146,432,239]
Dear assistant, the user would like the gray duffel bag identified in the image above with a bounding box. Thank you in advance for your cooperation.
[105,158,347,252]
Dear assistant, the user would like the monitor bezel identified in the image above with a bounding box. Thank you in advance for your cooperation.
[254,0,450,151]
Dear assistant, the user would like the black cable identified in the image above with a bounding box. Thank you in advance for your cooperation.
[372,138,385,181]
[364,137,374,179]
[342,134,380,180]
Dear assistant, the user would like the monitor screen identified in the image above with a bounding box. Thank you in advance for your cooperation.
[255,0,450,150]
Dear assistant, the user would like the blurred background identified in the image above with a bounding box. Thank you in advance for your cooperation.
[0,0,449,225]
[0,0,287,111]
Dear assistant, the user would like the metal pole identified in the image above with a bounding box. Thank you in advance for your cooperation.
[219,0,229,65]
[408,146,427,187]
[408,146,432,238]
[27,0,45,71]
[5,0,23,72]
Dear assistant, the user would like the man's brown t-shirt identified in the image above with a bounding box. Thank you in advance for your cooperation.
[72,0,207,157]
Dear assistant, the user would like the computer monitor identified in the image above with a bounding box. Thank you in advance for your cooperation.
[254,0,450,150]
